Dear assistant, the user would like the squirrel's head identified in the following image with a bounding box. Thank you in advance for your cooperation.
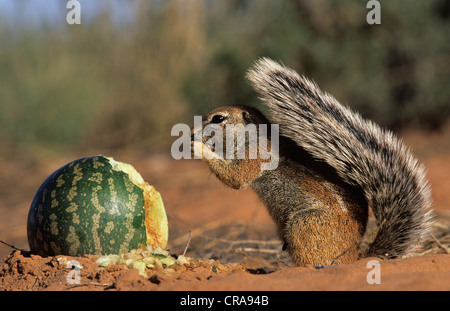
[191,106,271,156]
[204,106,269,126]
[191,106,278,189]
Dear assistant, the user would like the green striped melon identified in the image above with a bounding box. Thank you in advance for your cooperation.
[27,156,168,256]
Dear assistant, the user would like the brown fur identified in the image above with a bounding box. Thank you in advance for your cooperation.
[246,58,433,259]
[191,58,433,265]
[192,105,368,265]
[253,158,368,265]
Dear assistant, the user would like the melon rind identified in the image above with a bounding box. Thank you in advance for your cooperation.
[27,156,168,256]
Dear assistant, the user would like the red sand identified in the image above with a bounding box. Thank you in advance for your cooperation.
[1,126,449,291]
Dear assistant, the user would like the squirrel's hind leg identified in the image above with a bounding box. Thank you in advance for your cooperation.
[284,208,363,266]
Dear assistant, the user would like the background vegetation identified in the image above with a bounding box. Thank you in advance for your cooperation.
[0,0,449,155]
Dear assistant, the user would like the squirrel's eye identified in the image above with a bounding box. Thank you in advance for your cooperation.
[211,115,226,124]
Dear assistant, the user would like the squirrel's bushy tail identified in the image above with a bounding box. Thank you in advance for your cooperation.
[247,58,433,257]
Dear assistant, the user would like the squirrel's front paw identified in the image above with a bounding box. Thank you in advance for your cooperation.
[191,141,222,160]
[191,140,202,159]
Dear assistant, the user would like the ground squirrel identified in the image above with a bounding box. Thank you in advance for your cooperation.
[191,58,433,266]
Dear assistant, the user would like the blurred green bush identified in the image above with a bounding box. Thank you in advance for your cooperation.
[0,0,448,153]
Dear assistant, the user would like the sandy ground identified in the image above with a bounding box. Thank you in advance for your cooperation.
[0,125,449,291]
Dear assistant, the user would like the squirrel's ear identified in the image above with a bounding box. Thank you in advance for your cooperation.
[242,111,252,123]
